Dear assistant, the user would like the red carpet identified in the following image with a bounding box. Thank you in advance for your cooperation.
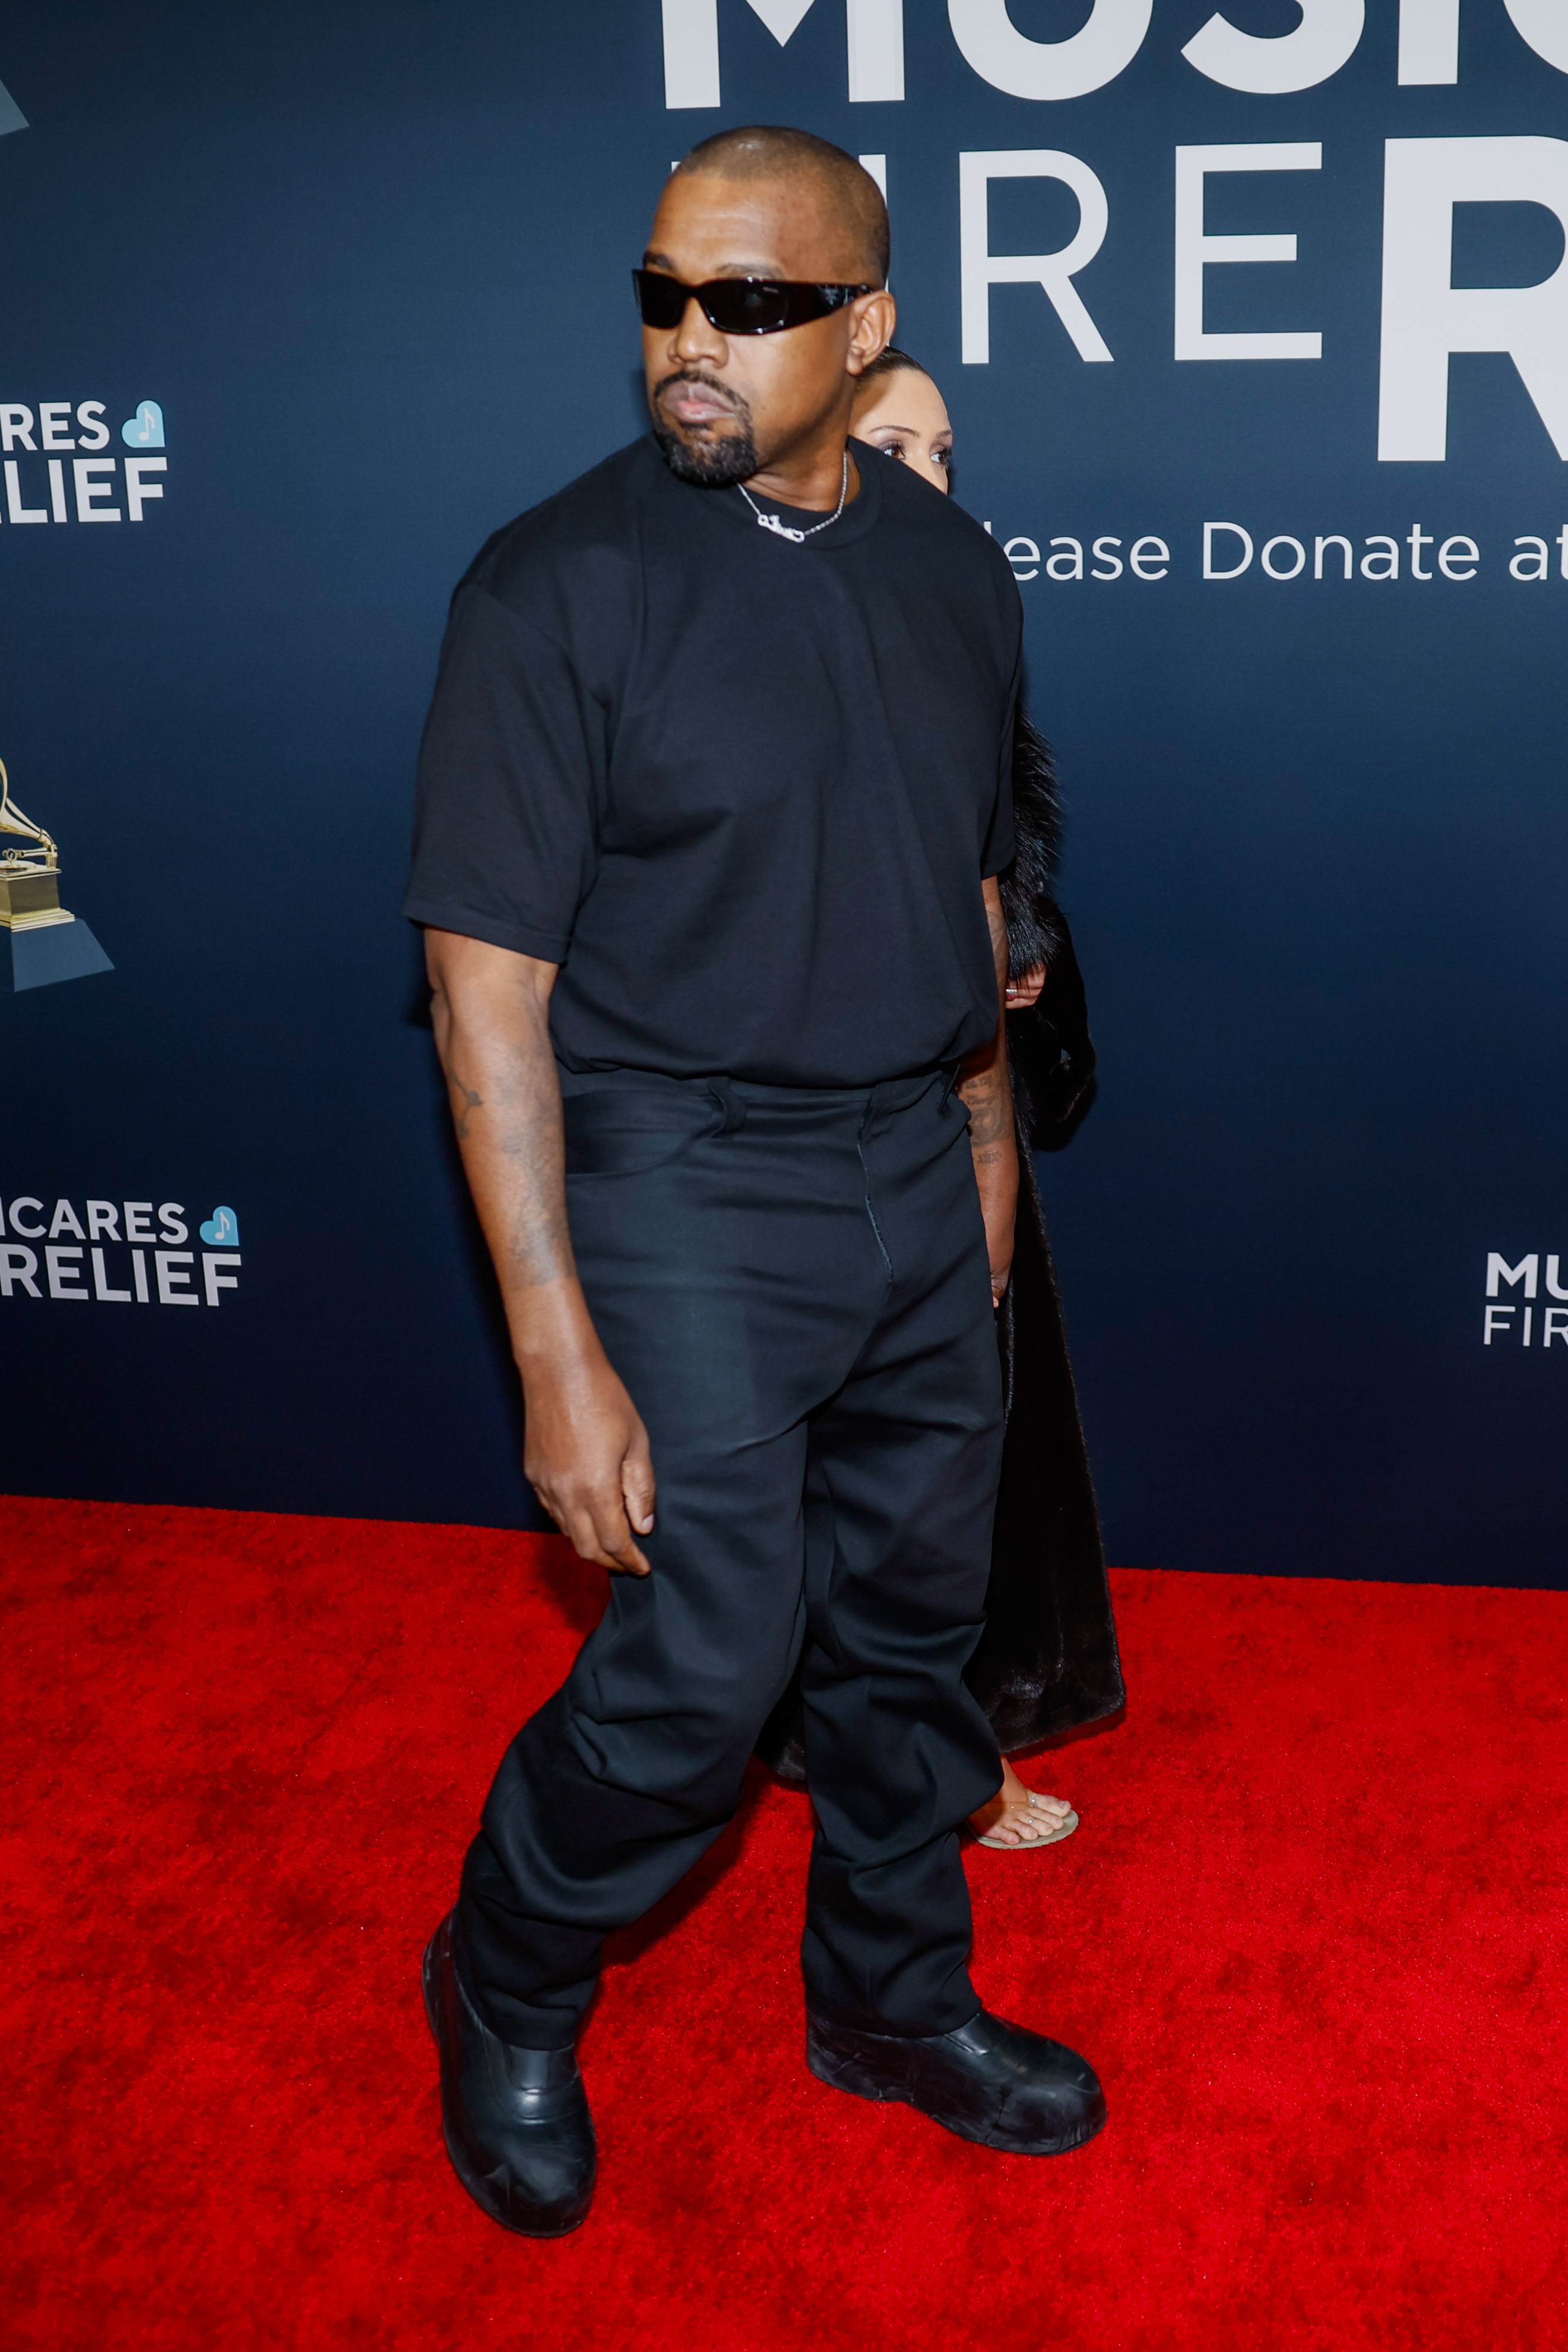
[4,1498,1566,2349]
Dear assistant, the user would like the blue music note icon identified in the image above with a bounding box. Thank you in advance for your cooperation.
[121,400,165,449]
[199,1206,239,1246]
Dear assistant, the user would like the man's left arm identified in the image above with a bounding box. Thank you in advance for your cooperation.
[958,874,1019,1306]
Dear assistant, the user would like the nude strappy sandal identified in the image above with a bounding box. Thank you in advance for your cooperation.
[975,1793,1080,1851]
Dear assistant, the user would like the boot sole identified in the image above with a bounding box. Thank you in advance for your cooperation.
[806,2024,1106,2156]
[422,1939,590,2239]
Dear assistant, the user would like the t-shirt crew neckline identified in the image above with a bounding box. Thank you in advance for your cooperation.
[690,433,885,551]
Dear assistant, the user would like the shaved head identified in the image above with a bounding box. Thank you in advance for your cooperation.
[675,125,889,287]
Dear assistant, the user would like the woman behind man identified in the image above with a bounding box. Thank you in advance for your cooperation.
[761,349,1124,1847]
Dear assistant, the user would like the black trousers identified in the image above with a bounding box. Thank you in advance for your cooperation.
[455,1064,1006,2049]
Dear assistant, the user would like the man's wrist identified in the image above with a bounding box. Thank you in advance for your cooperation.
[509,1279,603,1382]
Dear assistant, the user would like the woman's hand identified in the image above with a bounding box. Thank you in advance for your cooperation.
[1005,961,1047,1012]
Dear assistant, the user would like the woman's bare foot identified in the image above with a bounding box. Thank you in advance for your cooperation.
[970,1757,1078,1848]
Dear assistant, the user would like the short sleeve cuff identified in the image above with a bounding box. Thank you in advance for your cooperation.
[400,895,573,964]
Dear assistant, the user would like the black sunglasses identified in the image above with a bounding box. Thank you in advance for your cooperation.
[632,269,874,337]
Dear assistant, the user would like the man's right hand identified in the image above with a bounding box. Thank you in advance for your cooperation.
[522,1348,656,1577]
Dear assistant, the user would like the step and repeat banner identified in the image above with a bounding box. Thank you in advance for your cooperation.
[1,1,1563,1584]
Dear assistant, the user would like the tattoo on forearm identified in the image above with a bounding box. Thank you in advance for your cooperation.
[446,1070,483,1139]
[495,1038,574,1289]
[957,883,1018,1158]
[958,1071,1011,1147]
[438,1012,576,1290]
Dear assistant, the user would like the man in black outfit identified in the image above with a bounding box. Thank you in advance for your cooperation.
[404,125,1105,2236]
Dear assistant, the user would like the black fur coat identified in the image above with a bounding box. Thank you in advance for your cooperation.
[761,715,1124,1778]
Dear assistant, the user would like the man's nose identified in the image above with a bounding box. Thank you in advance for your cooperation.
[671,295,728,368]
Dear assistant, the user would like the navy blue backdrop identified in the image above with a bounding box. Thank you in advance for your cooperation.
[1,0,1563,1584]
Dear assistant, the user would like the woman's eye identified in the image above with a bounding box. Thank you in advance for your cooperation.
[934,447,951,467]
[877,439,907,461]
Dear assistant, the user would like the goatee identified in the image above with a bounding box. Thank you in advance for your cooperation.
[652,419,761,487]
[650,372,760,486]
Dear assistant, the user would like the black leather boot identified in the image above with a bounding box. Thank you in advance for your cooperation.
[806,2006,1106,2154]
[422,1913,596,2236]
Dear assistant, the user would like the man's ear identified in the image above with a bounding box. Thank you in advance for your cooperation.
[845,289,897,377]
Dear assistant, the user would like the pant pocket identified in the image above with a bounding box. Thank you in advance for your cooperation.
[562,1085,717,1179]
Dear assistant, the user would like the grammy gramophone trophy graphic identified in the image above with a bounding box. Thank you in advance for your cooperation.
[0,753,115,992]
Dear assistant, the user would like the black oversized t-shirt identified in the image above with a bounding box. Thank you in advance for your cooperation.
[403,435,1020,1088]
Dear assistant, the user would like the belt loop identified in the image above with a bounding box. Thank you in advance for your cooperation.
[706,1075,747,1135]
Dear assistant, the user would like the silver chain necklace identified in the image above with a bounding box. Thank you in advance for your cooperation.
[736,451,848,544]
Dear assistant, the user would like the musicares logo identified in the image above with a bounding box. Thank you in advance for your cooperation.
[1483,1253,1568,1348]
[0,1196,242,1307]
[0,398,167,529]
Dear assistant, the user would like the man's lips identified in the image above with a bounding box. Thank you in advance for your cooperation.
[663,384,739,429]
